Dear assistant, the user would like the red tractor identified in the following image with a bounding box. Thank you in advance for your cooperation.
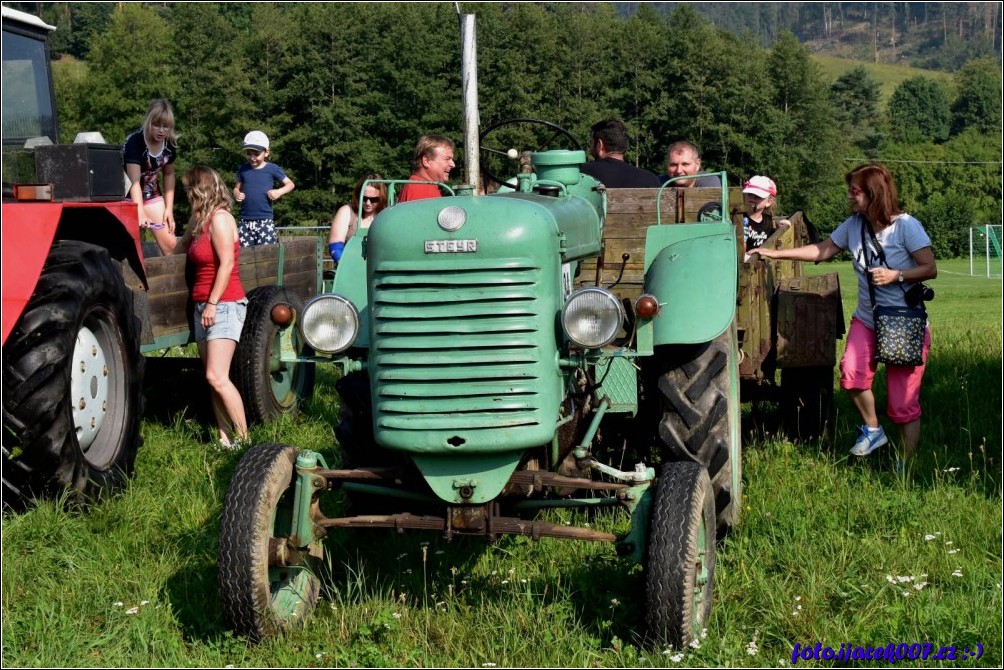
[2,7,319,508]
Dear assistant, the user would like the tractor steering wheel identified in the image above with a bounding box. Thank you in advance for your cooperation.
[479,118,582,192]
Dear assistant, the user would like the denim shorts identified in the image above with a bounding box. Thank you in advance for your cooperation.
[194,298,248,342]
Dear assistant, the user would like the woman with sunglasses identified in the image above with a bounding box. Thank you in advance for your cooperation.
[754,163,937,469]
[327,173,388,263]
[232,130,295,247]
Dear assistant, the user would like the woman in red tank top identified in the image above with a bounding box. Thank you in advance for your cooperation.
[164,166,248,449]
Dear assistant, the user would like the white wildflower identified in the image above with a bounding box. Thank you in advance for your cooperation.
[610,598,620,607]
[945,541,953,546]
[125,606,139,615]
[482,663,497,667]
[113,602,123,607]
[501,579,509,585]
[689,637,701,649]
[948,549,959,555]
[140,600,150,606]
[393,612,402,619]
[914,582,928,590]
[746,632,759,656]
[952,569,963,578]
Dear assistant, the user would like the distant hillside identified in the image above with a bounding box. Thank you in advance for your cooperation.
[618,2,1002,72]
[812,54,955,103]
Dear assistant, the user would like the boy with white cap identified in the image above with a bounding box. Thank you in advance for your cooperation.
[233,130,295,247]
[742,175,789,256]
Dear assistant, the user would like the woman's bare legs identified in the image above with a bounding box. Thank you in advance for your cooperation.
[197,339,248,446]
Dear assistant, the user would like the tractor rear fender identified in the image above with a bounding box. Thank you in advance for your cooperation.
[1,201,144,345]
[643,223,737,346]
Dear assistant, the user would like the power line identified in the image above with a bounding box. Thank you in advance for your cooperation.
[844,158,1003,165]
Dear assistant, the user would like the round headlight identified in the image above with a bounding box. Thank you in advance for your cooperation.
[562,288,624,349]
[301,294,359,354]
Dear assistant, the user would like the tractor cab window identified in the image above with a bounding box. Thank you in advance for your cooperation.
[2,28,58,146]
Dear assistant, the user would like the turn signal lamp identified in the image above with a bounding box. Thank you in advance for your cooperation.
[634,294,661,319]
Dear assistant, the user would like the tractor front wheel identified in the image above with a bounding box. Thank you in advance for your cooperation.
[219,443,322,640]
[645,461,716,649]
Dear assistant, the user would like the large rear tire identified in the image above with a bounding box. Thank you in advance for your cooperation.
[219,443,322,640]
[645,461,716,649]
[2,241,143,509]
[233,286,316,426]
[654,326,742,536]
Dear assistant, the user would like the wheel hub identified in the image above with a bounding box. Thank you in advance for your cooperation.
[71,325,109,449]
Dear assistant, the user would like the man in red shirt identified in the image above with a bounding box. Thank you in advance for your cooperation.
[398,135,455,202]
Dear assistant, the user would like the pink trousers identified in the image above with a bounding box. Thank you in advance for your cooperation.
[840,317,932,424]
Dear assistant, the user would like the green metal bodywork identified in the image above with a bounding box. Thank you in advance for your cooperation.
[644,223,738,345]
[324,152,737,505]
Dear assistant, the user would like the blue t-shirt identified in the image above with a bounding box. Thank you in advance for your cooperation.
[235,162,288,220]
[829,213,932,329]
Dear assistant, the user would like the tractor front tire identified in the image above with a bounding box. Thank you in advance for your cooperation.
[2,241,143,509]
[645,461,716,649]
[219,443,322,640]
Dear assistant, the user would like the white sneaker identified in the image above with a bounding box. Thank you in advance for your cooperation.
[850,425,888,456]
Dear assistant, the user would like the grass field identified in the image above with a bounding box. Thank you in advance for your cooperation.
[812,54,955,103]
[2,259,1001,668]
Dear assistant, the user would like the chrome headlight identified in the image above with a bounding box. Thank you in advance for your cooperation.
[562,287,624,349]
[301,294,359,354]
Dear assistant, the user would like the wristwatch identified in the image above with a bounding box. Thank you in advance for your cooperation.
[897,272,905,283]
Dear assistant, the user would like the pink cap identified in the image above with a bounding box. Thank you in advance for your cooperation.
[743,175,777,198]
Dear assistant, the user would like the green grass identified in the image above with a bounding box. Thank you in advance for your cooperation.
[3,260,1001,667]
[813,54,955,103]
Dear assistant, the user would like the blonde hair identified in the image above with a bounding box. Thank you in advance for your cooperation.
[142,98,178,145]
[183,166,232,236]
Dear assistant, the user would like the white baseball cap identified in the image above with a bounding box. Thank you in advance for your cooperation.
[742,175,776,199]
[242,130,269,152]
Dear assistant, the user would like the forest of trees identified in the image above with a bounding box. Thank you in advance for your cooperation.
[10,2,1002,257]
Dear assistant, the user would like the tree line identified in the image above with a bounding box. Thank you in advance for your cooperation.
[24,2,1003,258]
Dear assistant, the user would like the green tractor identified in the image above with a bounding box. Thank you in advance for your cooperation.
[217,118,742,648]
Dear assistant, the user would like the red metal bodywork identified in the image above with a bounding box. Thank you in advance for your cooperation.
[1,200,142,343]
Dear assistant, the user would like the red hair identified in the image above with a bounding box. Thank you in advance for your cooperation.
[846,163,901,228]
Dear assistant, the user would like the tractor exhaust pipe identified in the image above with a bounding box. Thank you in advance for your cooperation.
[460,13,480,193]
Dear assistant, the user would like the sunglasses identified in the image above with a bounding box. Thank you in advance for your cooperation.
[848,186,863,196]
[362,196,381,204]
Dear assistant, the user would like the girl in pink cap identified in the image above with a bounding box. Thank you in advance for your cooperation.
[742,175,789,255]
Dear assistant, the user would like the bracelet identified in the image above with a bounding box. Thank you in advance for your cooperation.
[208,300,218,306]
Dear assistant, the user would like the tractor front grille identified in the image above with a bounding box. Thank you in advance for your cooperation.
[370,261,555,448]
